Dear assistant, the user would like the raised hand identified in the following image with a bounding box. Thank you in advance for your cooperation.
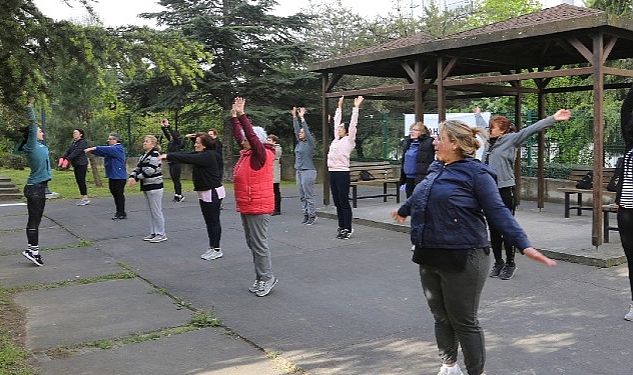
[291,107,297,118]
[234,97,246,115]
[553,109,571,121]
[338,96,344,108]
[354,96,364,108]
[298,107,306,119]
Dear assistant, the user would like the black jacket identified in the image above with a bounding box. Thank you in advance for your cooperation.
[161,126,186,155]
[166,150,222,191]
[62,138,89,167]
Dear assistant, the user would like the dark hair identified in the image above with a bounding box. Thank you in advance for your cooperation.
[268,134,279,143]
[75,128,85,138]
[197,133,216,150]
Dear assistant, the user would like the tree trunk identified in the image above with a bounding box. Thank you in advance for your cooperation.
[88,154,103,187]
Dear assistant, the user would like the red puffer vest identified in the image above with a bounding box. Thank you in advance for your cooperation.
[233,147,275,214]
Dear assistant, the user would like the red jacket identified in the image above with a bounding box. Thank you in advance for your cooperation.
[231,114,275,214]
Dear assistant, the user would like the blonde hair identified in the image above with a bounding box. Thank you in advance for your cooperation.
[145,135,161,152]
[410,122,430,136]
[439,120,488,159]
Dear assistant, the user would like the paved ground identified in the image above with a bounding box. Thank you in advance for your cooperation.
[1,185,632,375]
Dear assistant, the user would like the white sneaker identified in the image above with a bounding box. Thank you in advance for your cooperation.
[201,248,223,260]
[437,363,464,375]
[255,276,278,297]
[149,234,168,243]
[248,280,260,293]
[625,302,633,321]
[143,234,156,241]
[76,198,90,206]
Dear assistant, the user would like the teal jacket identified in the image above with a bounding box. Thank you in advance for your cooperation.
[22,106,52,185]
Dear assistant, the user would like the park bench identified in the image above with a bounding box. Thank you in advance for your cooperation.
[602,203,619,243]
[348,161,401,208]
[557,166,616,218]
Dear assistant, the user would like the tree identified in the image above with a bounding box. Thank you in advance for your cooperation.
[140,0,319,155]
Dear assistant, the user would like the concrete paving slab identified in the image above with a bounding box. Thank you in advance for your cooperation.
[14,278,192,350]
[0,247,123,288]
[37,328,288,375]
[1,224,84,254]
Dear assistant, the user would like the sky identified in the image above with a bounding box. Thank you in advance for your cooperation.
[34,0,403,28]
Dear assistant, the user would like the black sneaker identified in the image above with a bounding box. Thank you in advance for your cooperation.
[112,214,127,220]
[301,215,309,224]
[339,228,353,240]
[22,250,44,266]
[500,264,517,280]
[489,262,505,278]
[305,216,317,225]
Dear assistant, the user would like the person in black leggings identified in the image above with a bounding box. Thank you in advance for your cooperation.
[62,128,90,205]
[617,83,633,321]
[19,99,52,266]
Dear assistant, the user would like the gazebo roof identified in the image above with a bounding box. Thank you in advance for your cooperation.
[309,4,633,79]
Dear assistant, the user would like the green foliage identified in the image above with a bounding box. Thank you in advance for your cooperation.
[189,310,221,328]
[586,0,633,16]
[0,153,27,170]
[466,0,542,29]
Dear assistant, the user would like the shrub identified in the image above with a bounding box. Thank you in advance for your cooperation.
[0,153,27,170]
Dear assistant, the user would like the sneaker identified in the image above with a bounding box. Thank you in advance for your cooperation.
[201,248,223,260]
[177,195,185,202]
[305,216,317,225]
[149,234,168,243]
[172,195,179,202]
[255,276,278,297]
[22,250,44,266]
[625,302,633,321]
[143,234,156,241]
[76,198,90,206]
[248,280,260,293]
[410,244,416,251]
[499,264,517,280]
[301,215,309,224]
[339,228,353,240]
[336,227,343,238]
[111,214,127,220]
[271,211,281,216]
[437,363,464,375]
[489,261,505,278]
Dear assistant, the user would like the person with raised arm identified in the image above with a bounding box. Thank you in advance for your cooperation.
[231,97,278,297]
[327,96,363,239]
[293,106,317,225]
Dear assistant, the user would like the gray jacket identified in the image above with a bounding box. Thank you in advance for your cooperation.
[476,113,556,188]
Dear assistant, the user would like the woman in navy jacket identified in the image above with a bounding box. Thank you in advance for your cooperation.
[392,119,556,375]
[85,133,128,220]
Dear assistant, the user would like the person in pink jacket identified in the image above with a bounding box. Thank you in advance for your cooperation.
[327,96,364,240]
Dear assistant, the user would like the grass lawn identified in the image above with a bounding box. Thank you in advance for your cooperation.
[0,167,197,200]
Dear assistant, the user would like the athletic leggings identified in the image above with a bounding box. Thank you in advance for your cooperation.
[169,163,182,196]
[617,207,633,300]
[24,182,47,247]
[73,164,88,196]
[489,186,517,265]
[108,179,126,216]
[199,189,222,249]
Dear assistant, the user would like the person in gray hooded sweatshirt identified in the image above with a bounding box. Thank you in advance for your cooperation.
[474,107,571,280]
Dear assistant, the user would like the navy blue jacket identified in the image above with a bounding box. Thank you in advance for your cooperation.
[397,158,531,254]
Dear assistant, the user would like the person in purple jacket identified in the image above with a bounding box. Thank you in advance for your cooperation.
[85,133,128,220]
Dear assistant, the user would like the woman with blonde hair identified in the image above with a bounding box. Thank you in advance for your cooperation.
[392,119,556,375]
[127,135,167,243]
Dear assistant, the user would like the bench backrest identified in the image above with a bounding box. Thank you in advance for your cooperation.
[349,161,396,181]
[569,167,615,190]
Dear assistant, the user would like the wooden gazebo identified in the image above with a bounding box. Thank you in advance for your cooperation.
[309,4,633,246]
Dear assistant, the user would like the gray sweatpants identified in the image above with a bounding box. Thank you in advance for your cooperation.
[240,213,274,282]
[143,189,165,236]
[297,169,317,218]
[419,248,490,375]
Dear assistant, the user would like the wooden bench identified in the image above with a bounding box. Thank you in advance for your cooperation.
[557,167,616,218]
[348,161,401,208]
[602,204,619,243]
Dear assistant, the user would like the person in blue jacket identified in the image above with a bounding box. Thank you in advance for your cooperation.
[85,133,128,220]
[19,99,52,266]
[392,119,556,375]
